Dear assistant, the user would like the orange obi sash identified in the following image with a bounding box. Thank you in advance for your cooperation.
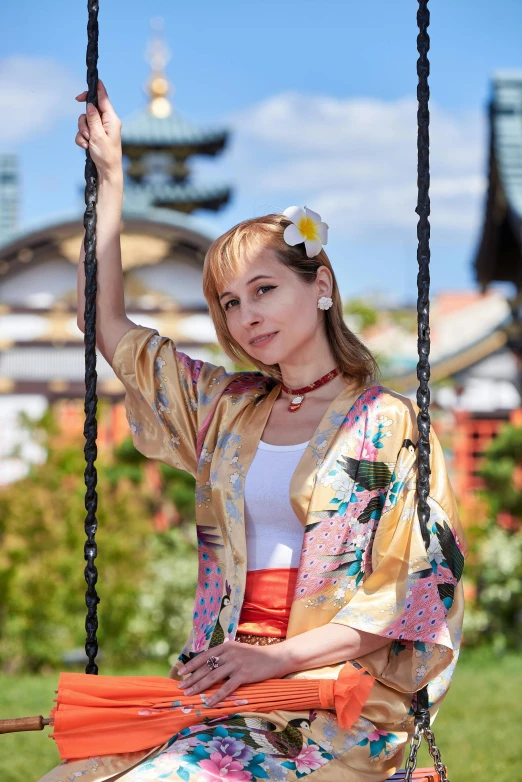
[237,567,297,637]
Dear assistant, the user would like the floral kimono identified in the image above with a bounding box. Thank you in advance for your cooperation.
[39,325,468,782]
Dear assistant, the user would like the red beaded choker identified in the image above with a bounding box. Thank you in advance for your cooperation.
[280,367,340,413]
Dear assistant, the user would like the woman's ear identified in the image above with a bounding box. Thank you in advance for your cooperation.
[316,265,333,298]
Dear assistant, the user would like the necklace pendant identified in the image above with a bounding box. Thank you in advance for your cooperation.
[288,394,304,413]
[281,367,339,413]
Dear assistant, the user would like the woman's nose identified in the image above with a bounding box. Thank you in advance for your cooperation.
[240,306,261,328]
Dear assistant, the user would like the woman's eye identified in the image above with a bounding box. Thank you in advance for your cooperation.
[223,286,275,311]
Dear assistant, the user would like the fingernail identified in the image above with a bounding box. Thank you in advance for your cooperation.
[179,667,186,675]
[87,103,95,112]
[83,132,90,140]
[185,687,193,695]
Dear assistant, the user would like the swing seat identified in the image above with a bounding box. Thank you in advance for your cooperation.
[387,770,442,781]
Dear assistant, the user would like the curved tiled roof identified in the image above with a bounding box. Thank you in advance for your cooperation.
[124,181,231,212]
[368,290,512,390]
[474,71,522,289]
[0,205,221,258]
[121,107,228,153]
[491,70,522,220]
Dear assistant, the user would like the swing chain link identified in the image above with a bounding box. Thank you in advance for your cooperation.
[404,723,423,782]
[404,722,449,782]
[423,726,449,782]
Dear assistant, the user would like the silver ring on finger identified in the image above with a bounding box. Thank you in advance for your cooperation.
[206,655,220,671]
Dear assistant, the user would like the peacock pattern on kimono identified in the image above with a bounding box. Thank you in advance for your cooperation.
[209,579,232,648]
[191,526,227,652]
[379,523,466,648]
[163,711,337,779]
[372,443,466,648]
[185,712,318,759]
[295,438,421,602]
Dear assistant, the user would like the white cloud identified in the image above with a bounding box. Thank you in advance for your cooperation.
[0,56,81,145]
[201,91,488,244]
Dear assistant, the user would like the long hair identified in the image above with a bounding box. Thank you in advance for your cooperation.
[202,213,380,388]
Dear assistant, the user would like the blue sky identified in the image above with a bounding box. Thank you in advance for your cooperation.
[1,0,521,303]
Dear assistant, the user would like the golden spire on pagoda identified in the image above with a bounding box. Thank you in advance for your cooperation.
[145,17,173,118]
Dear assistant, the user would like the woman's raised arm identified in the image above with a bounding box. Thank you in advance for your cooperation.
[75,79,136,365]
[73,80,252,477]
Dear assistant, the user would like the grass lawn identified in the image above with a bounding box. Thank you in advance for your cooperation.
[0,646,518,782]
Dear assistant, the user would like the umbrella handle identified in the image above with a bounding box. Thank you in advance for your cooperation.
[0,716,52,734]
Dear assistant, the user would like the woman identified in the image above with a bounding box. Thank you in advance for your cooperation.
[39,80,467,782]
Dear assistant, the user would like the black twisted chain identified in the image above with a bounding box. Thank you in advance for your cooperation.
[415,0,432,555]
[83,0,100,675]
[405,2,449,781]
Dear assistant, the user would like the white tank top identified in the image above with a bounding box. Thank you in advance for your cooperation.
[244,439,309,571]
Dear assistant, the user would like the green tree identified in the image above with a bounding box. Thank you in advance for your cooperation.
[343,297,379,331]
[0,404,198,672]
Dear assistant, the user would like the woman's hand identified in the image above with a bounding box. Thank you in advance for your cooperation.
[74,79,122,179]
[173,641,288,708]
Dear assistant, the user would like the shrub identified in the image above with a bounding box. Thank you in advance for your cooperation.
[0,405,198,672]
[462,422,522,652]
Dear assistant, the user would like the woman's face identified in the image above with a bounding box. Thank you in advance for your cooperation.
[218,248,331,366]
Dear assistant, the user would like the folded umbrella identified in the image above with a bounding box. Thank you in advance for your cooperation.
[48,661,374,759]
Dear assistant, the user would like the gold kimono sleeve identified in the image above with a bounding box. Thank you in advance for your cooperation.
[111,325,241,477]
[331,416,469,694]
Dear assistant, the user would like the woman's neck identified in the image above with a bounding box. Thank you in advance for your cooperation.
[278,372,352,403]
[278,351,342,392]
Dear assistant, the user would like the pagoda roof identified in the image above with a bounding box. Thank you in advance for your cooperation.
[365,290,513,393]
[124,182,231,213]
[491,70,522,220]
[121,107,229,155]
[474,71,522,291]
[0,204,221,258]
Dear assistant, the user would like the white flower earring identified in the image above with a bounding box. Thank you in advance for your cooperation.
[317,296,333,310]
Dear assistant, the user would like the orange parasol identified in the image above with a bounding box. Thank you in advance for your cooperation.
[44,661,374,759]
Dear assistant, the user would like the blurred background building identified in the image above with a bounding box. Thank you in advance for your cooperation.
[0,26,233,484]
[0,30,521,496]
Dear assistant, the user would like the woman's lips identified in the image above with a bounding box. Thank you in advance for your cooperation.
[250,331,278,347]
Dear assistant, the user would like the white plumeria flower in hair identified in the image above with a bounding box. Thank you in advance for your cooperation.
[282,206,328,258]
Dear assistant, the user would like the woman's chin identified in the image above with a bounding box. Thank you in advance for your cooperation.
[246,346,283,366]
[244,334,283,363]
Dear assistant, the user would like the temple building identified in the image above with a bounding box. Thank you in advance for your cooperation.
[0,24,234,484]
[444,71,522,497]
[474,70,522,368]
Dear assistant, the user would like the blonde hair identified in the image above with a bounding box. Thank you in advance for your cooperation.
[202,213,380,388]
